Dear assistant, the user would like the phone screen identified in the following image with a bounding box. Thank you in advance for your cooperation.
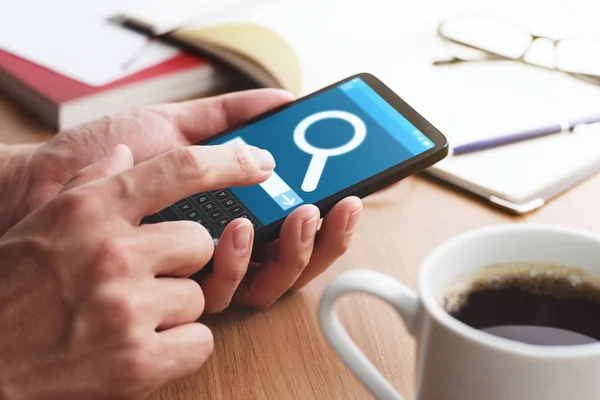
[147,76,438,237]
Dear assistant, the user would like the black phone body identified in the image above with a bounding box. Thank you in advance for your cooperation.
[142,73,448,248]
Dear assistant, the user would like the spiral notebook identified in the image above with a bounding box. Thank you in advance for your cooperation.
[388,61,600,214]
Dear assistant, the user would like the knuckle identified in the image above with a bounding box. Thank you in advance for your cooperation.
[96,290,139,331]
[58,189,103,221]
[334,240,351,257]
[107,173,135,201]
[94,237,135,280]
[139,104,173,123]
[171,147,205,178]
[216,262,247,285]
[228,144,258,174]
[290,255,310,274]
[111,342,159,396]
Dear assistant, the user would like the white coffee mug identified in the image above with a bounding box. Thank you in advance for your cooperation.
[318,223,600,400]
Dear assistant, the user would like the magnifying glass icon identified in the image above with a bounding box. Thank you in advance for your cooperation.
[294,110,366,193]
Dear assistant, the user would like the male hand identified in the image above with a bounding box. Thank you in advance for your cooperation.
[0,89,363,312]
[0,141,273,399]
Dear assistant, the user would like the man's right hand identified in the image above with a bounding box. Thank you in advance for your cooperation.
[0,142,274,399]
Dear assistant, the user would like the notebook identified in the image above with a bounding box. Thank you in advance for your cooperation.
[0,49,227,130]
[387,61,600,213]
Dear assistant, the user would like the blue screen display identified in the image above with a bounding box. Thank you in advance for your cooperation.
[206,77,434,226]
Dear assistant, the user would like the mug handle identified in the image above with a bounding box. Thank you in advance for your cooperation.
[319,270,421,400]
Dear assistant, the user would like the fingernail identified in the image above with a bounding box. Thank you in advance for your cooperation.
[249,147,275,171]
[345,206,362,234]
[233,222,252,252]
[301,213,319,244]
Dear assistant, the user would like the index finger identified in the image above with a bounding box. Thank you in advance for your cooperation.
[104,142,275,222]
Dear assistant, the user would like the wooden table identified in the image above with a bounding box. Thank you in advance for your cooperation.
[3,94,600,400]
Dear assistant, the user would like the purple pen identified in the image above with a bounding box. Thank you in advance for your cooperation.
[452,114,600,156]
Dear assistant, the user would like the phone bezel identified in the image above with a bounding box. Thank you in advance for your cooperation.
[196,72,449,248]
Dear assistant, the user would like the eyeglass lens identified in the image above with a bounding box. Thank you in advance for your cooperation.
[439,16,600,77]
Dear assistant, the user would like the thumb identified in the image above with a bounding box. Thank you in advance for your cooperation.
[61,144,134,193]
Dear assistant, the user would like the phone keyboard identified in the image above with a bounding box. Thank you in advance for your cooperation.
[142,189,261,237]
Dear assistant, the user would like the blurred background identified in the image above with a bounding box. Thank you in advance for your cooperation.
[1,0,600,210]
[3,0,599,211]
[2,0,598,124]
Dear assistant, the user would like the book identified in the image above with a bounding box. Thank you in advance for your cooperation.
[110,16,302,96]
[169,23,302,96]
[0,49,237,131]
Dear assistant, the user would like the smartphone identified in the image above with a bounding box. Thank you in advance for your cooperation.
[142,73,448,247]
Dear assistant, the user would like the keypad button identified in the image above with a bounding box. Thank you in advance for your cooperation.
[177,201,194,213]
[228,205,245,217]
[193,194,210,204]
[215,217,230,228]
[184,210,200,220]
[201,202,216,212]
[222,198,237,208]
[167,189,257,236]
[213,190,230,201]
[208,209,225,221]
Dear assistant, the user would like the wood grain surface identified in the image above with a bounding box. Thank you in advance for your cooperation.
[2,94,600,399]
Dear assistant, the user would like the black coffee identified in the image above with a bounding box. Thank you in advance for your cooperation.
[442,263,600,346]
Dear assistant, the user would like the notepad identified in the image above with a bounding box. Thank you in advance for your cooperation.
[428,123,600,213]
[388,61,600,213]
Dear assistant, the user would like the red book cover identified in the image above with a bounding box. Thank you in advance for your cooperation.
[0,49,208,104]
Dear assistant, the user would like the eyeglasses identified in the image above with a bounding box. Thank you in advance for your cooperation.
[434,15,600,83]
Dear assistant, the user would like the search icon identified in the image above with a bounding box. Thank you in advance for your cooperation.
[294,110,366,192]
